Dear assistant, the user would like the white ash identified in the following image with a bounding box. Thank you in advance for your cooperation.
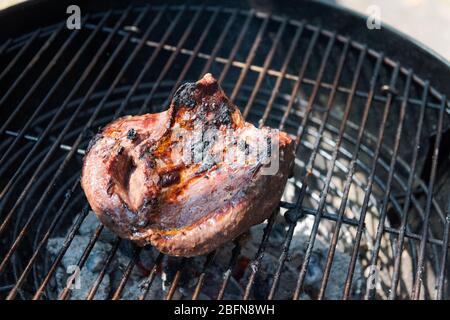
[46,210,363,299]
[45,212,242,300]
[46,235,112,299]
[239,220,363,299]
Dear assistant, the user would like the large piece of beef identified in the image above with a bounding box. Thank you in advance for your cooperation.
[81,74,295,257]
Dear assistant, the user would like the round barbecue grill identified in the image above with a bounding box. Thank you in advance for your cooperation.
[0,0,449,300]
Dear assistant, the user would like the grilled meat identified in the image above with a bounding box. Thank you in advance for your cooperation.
[81,73,295,256]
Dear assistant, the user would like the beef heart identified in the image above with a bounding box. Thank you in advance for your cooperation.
[81,74,295,256]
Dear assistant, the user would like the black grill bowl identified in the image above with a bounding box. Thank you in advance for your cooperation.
[0,0,449,300]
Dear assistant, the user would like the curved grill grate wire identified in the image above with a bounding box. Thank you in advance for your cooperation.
[0,5,449,300]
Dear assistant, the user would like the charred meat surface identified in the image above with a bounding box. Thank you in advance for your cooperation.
[81,74,295,256]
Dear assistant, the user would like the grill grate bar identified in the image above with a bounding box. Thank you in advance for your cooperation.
[318,63,399,299]
[136,7,244,300]
[161,11,276,300]
[0,23,65,108]
[436,199,450,299]
[200,9,238,77]
[109,7,224,297]
[0,8,130,272]
[58,224,104,300]
[242,17,288,118]
[3,130,86,155]
[165,258,187,300]
[218,12,264,101]
[100,28,448,113]
[296,53,384,298]
[380,72,412,299]
[137,5,205,115]
[216,239,241,300]
[242,212,277,299]
[229,14,270,102]
[139,253,164,300]
[292,46,369,299]
[111,5,184,120]
[191,252,217,300]
[111,247,142,300]
[380,82,430,300]
[32,205,90,300]
[343,68,412,299]
[0,22,82,164]
[412,95,446,299]
[2,6,151,298]
[5,178,80,299]
[279,28,320,131]
[215,24,322,300]
[0,38,12,57]
[0,4,448,300]
[259,22,305,127]
[169,6,221,97]
[218,10,254,84]
[0,29,41,84]
[108,6,224,297]
[268,33,339,299]
[86,238,122,300]
[292,32,335,147]
[30,5,172,299]
[0,11,107,205]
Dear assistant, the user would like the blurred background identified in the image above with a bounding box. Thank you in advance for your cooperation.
[0,0,449,59]
[328,0,450,61]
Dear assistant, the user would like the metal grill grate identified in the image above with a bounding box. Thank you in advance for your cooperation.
[0,4,449,300]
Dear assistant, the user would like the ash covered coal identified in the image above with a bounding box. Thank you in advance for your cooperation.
[45,209,363,299]
[238,220,363,299]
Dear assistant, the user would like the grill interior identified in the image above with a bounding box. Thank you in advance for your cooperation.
[0,4,450,300]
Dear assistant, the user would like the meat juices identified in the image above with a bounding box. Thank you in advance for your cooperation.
[81,74,295,257]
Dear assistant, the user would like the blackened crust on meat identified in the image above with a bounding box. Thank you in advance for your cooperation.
[84,133,103,156]
[127,128,137,141]
[214,102,232,125]
[160,170,181,187]
[81,73,295,257]
[172,82,197,109]
[172,75,220,109]
[171,74,237,129]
